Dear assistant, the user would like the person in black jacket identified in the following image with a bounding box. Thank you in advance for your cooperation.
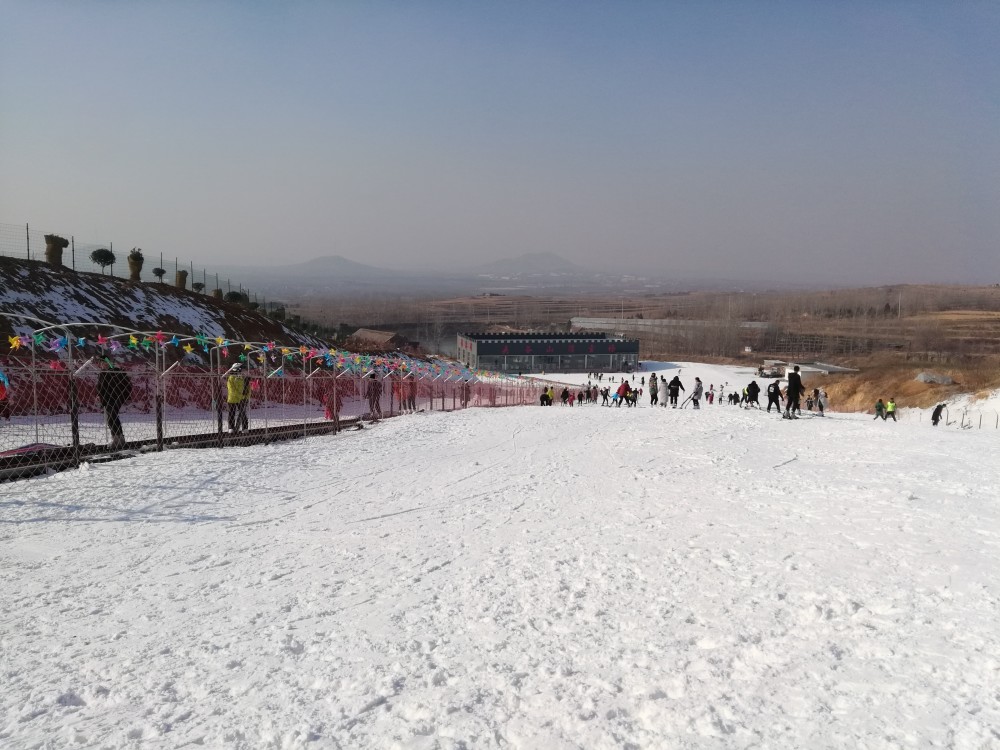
[931,403,945,426]
[784,366,804,419]
[745,380,761,408]
[366,372,383,419]
[766,379,783,412]
[97,360,132,449]
[667,376,685,408]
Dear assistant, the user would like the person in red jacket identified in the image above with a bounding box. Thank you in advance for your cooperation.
[615,380,631,408]
[0,371,11,421]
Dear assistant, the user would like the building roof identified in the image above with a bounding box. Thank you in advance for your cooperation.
[459,331,635,343]
[790,361,859,374]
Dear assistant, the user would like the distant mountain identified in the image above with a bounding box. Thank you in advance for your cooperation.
[468,253,588,276]
[213,254,436,297]
[280,255,389,280]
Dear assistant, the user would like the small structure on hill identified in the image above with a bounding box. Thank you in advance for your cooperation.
[44,235,69,267]
[457,332,639,374]
[348,328,418,353]
[127,248,144,281]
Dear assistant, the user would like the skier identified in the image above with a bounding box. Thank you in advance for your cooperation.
[815,388,827,416]
[648,373,659,406]
[931,403,945,426]
[667,375,684,408]
[560,387,570,406]
[616,380,631,408]
[691,377,704,409]
[601,387,610,406]
[746,380,761,408]
[874,399,886,420]
[766,379,783,413]
[706,384,715,405]
[783,366,804,419]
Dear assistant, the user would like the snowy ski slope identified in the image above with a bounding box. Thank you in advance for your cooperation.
[1,363,998,748]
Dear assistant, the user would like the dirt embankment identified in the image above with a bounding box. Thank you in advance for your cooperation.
[820,356,1000,413]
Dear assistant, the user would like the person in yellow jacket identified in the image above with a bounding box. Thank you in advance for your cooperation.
[886,397,897,422]
[226,362,251,433]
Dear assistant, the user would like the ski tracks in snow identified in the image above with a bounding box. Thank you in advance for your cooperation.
[1,406,999,748]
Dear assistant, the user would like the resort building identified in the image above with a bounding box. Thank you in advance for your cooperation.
[457,332,639,374]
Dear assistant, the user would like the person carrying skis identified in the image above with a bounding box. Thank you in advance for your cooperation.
[691,377,704,409]
[667,375,684,408]
[783,366,804,419]
[766,379,783,412]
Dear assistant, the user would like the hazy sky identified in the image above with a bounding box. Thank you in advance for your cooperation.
[2,1,998,286]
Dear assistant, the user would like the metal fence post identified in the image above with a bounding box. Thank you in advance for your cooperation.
[68,357,81,467]
[215,350,224,447]
[155,347,164,452]
[30,344,40,444]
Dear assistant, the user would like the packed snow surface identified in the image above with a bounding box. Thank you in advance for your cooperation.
[1,364,999,749]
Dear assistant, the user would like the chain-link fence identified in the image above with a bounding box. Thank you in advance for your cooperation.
[0,315,558,481]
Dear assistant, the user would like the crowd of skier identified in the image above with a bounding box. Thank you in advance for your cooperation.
[538,365,901,422]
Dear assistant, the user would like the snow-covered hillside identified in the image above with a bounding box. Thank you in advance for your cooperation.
[0,257,315,346]
[1,364,998,748]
